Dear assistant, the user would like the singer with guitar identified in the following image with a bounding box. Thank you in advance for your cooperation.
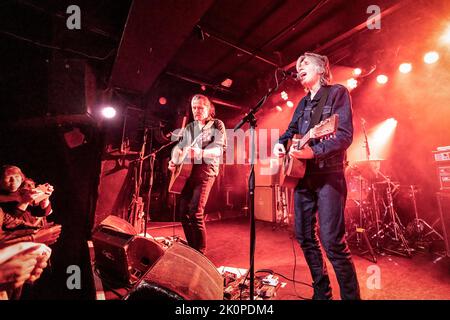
[168,94,226,255]
[273,52,360,300]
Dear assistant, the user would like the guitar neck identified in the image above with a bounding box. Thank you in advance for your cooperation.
[297,131,311,149]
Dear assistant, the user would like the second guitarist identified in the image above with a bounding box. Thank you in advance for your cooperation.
[273,52,360,300]
[168,94,226,255]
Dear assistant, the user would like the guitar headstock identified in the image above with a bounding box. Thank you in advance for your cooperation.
[310,114,339,139]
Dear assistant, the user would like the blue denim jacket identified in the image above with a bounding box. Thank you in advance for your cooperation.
[277,84,353,173]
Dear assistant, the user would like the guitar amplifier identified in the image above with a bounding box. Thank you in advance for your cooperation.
[436,192,450,258]
[437,166,450,190]
[254,186,277,222]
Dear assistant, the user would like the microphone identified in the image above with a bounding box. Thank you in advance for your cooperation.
[166,116,187,139]
[280,69,299,80]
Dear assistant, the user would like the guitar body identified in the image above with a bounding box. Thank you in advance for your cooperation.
[168,162,193,194]
[279,114,339,189]
[281,157,306,189]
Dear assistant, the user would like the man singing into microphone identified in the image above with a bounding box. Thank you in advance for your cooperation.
[273,52,360,300]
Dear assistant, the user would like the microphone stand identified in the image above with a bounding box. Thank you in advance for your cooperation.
[361,118,370,161]
[141,137,179,237]
[233,73,288,300]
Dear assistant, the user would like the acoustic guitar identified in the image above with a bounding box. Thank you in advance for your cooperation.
[168,127,210,194]
[280,114,339,189]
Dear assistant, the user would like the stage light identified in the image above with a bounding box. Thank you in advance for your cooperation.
[347,78,358,89]
[369,118,398,159]
[286,101,294,108]
[376,74,388,84]
[281,91,288,100]
[399,63,412,74]
[101,106,117,119]
[276,106,283,112]
[424,51,439,64]
[200,85,206,91]
[221,78,233,87]
[159,97,167,105]
[440,25,450,45]
[352,68,362,76]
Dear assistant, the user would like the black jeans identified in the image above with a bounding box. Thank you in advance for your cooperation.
[294,171,360,300]
[179,174,216,254]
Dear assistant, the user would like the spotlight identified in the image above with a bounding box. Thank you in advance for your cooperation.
[101,106,117,119]
[286,101,294,108]
[424,51,439,64]
[221,78,233,88]
[352,68,362,76]
[281,91,288,100]
[376,74,388,84]
[275,106,282,112]
[200,85,206,91]
[399,63,412,74]
[347,78,358,89]
[440,25,450,45]
[159,97,167,105]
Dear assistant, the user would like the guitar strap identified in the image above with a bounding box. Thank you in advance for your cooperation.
[307,86,331,132]
[187,120,215,147]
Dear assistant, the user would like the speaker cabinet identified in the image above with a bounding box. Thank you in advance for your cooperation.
[254,186,276,222]
[98,215,137,235]
[125,242,223,300]
[437,192,450,257]
[92,216,164,284]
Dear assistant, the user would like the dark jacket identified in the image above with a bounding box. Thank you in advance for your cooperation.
[277,84,353,174]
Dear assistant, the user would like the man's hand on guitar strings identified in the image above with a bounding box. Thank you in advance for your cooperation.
[273,143,286,158]
[168,160,176,172]
[289,144,314,159]
[188,147,203,160]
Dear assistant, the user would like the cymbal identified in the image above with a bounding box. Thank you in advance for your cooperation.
[354,159,385,163]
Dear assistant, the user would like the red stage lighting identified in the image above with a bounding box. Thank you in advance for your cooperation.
[424,51,439,64]
[399,63,412,74]
[376,74,388,84]
[159,97,167,105]
[352,68,362,76]
[101,106,117,119]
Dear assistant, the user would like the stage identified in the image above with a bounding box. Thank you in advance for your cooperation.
[92,214,450,300]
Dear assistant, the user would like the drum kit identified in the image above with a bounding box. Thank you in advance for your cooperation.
[344,159,444,262]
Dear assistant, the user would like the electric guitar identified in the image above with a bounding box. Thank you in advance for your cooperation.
[280,114,339,189]
[168,125,211,194]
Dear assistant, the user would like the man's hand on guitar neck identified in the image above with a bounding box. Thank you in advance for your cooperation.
[289,144,315,159]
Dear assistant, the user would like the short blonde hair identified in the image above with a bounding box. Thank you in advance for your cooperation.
[297,52,332,86]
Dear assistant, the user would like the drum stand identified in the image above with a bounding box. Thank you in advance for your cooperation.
[375,172,413,257]
[346,175,377,263]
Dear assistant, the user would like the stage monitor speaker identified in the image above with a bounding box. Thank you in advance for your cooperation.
[254,186,276,222]
[125,242,223,300]
[92,219,164,284]
[98,215,137,235]
[47,58,96,116]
